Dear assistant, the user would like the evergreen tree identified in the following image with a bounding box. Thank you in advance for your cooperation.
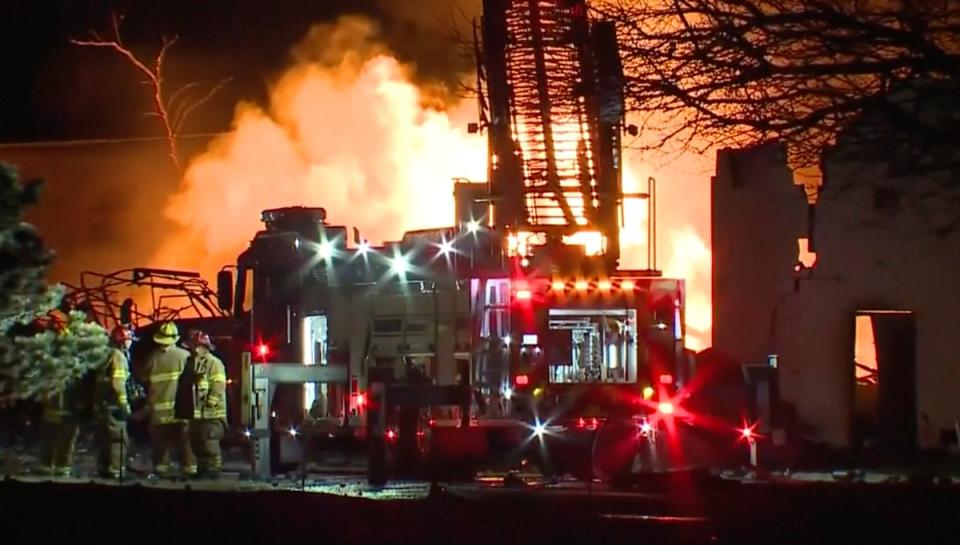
[0,163,109,402]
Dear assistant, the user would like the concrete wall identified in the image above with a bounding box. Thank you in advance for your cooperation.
[712,144,960,448]
[711,144,807,366]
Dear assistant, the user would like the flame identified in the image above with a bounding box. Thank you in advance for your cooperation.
[854,315,878,384]
[661,228,712,351]
[152,18,485,278]
[797,237,818,268]
[619,155,713,351]
[563,231,604,256]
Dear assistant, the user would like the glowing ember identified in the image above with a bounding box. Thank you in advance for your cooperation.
[797,237,818,269]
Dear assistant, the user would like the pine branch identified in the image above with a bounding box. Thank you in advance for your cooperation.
[0,164,110,400]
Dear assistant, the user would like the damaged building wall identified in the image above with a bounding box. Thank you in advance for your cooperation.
[713,143,960,450]
[711,144,807,368]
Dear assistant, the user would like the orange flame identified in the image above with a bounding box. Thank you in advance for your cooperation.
[619,154,713,351]
[152,18,485,277]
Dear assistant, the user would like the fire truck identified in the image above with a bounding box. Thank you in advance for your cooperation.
[213,0,731,482]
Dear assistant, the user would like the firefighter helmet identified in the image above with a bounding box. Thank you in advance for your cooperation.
[110,325,134,345]
[153,321,179,345]
[184,329,214,350]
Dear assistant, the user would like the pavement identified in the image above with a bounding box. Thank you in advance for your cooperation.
[4,433,960,492]
[3,451,960,545]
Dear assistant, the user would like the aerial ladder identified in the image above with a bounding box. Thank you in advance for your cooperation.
[476,0,632,271]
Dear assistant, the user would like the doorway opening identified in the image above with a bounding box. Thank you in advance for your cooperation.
[853,310,916,458]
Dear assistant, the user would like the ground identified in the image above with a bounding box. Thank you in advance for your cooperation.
[2,434,960,544]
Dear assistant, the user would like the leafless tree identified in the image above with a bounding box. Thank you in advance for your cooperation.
[71,13,230,170]
[596,0,960,191]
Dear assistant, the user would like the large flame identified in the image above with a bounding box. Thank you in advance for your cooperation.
[152,18,486,276]
[152,16,713,350]
[617,148,713,351]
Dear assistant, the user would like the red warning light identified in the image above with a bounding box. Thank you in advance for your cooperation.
[256,343,269,358]
[386,429,397,441]
[658,374,674,385]
[657,402,675,415]
[740,423,759,441]
[356,392,366,407]
[515,289,532,301]
[515,374,529,386]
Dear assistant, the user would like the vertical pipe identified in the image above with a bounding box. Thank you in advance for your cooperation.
[652,177,657,271]
[647,176,653,271]
[433,282,440,381]
[286,305,292,344]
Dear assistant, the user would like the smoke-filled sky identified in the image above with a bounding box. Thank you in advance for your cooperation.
[1,1,712,348]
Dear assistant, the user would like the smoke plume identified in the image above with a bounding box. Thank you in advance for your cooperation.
[151,16,486,278]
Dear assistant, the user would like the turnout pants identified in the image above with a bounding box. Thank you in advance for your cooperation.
[189,419,225,474]
[150,422,197,476]
[96,415,128,477]
[40,421,80,475]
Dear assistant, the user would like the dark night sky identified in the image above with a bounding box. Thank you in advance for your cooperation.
[1,0,476,143]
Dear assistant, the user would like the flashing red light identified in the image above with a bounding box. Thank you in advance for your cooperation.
[741,427,753,439]
[577,417,585,429]
[386,429,397,441]
[515,374,529,386]
[658,374,674,385]
[590,417,598,429]
[515,289,532,301]
[356,392,366,407]
[428,419,436,427]
[657,401,675,415]
[256,343,269,358]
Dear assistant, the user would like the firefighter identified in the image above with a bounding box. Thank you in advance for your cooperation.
[39,379,89,477]
[140,321,196,477]
[94,325,134,478]
[183,330,227,478]
[35,304,97,476]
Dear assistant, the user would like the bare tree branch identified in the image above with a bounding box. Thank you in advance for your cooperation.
[597,0,960,229]
[174,77,232,134]
[70,12,230,171]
